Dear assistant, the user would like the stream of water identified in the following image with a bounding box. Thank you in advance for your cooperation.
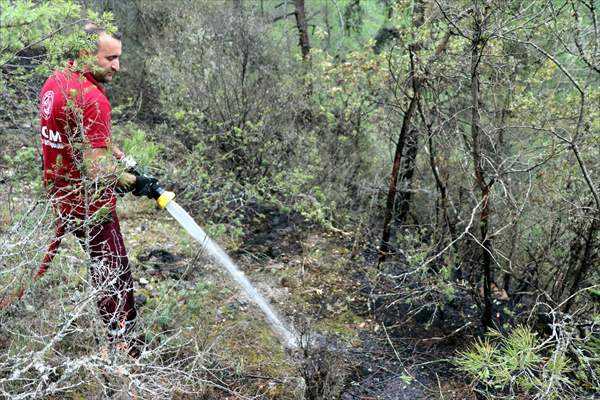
[165,200,298,349]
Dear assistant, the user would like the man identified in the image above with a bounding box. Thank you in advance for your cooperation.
[39,23,155,355]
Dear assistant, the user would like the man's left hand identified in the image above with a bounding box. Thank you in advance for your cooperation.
[132,175,159,198]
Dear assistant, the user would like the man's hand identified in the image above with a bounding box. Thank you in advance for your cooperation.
[83,147,118,181]
[119,171,137,188]
[83,147,136,190]
[132,175,159,198]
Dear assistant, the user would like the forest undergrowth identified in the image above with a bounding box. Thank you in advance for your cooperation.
[2,0,600,399]
[1,130,479,399]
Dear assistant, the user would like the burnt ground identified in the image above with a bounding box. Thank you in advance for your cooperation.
[0,173,479,399]
[198,203,478,399]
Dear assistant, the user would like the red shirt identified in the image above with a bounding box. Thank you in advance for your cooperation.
[40,65,116,216]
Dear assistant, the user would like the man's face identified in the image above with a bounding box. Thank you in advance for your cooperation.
[92,33,121,83]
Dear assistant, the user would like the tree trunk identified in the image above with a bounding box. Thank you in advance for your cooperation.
[378,1,438,263]
[294,0,311,61]
[563,216,600,312]
[379,50,421,263]
[396,129,419,225]
[470,12,493,330]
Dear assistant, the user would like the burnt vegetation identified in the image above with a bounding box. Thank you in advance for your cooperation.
[1,0,600,399]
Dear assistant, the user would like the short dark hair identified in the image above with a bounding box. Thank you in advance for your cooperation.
[83,21,122,41]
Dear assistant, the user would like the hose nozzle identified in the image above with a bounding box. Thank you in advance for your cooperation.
[148,182,175,209]
[125,160,175,209]
[156,188,176,209]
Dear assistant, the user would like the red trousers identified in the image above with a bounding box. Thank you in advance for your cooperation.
[70,209,136,339]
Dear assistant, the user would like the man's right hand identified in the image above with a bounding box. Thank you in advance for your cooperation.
[118,171,137,187]
[83,147,136,190]
[115,171,137,196]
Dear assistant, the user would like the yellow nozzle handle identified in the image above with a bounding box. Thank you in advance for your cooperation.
[157,191,175,209]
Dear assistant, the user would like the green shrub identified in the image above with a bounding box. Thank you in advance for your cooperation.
[114,123,159,170]
[455,325,575,399]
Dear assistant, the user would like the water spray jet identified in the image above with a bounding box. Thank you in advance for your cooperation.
[124,160,299,349]
[161,197,299,349]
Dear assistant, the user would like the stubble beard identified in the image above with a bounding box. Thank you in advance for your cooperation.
[93,70,113,83]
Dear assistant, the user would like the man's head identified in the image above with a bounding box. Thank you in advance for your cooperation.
[82,23,122,83]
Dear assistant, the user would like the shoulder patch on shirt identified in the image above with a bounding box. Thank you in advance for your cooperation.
[41,90,54,120]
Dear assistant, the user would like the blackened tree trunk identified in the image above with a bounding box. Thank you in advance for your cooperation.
[563,216,600,312]
[379,49,421,263]
[396,129,419,225]
[378,2,449,263]
[470,9,494,330]
[294,0,311,61]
